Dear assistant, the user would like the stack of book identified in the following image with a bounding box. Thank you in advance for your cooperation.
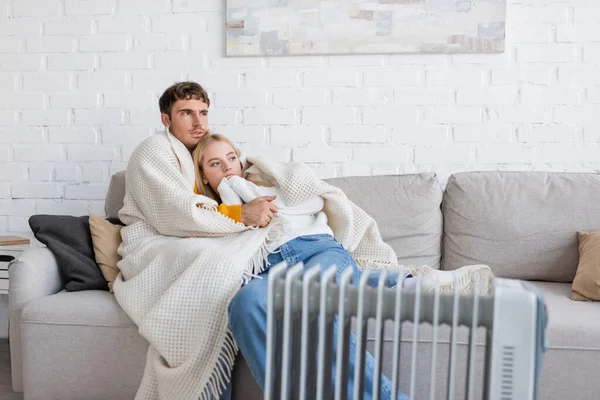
[0,236,31,294]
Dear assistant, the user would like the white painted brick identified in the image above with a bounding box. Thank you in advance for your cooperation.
[424,107,482,124]
[65,0,115,15]
[28,165,53,181]
[26,37,75,53]
[457,88,518,106]
[268,56,325,68]
[14,145,63,161]
[238,144,290,163]
[559,66,600,85]
[450,52,511,65]
[12,0,60,17]
[0,188,7,201]
[121,142,138,161]
[509,4,568,24]
[21,110,69,126]
[50,93,99,109]
[134,35,185,51]
[215,91,267,107]
[521,85,581,106]
[353,147,408,163]
[54,166,80,182]
[584,127,600,143]
[89,200,106,216]
[45,18,93,35]
[330,126,387,143]
[341,164,371,177]
[0,55,42,71]
[362,108,418,126]
[391,126,449,145]
[9,216,32,232]
[0,73,17,90]
[272,89,327,107]
[589,87,600,104]
[363,68,420,87]
[109,162,127,176]
[80,35,128,52]
[48,54,94,71]
[540,145,599,163]
[373,163,402,176]
[23,73,71,91]
[118,0,169,15]
[426,67,485,87]
[132,70,185,92]
[81,165,106,182]
[210,57,264,69]
[0,127,44,143]
[487,107,547,124]
[104,92,155,108]
[293,144,352,163]
[98,16,148,34]
[129,108,161,125]
[491,68,552,86]
[0,200,34,216]
[244,108,297,125]
[519,125,577,143]
[0,111,15,126]
[154,52,204,69]
[173,0,222,12]
[554,106,599,125]
[507,24,551,44]
[454,126,512,143]
[0,18,41,35]
[246,70,299,89]
[36,200,88,215]
[74,109,124,125]
[303,70,359,87]
[189,71,241,91]
[415,145,472,164]
[49,127,96,143]
[0,93,44,109]
[0,37,21,53]
[101,53,149,69]
[574,4,600,23]
[270,126,323,144]
[101,126,152,143]
[0,146,9,161]
[557,23,600,43]
[12,183,61,199]
[518,44,577,63]
[478,145,535,164]
[584,44,600,62]
[390,54,450,65]
[332,89,381,107]
[302,107,356,125]
[0,164,25,181]
[68,145,117,161]
[306,163,338,179]
[65,184,108,200]
[152,14,207,33]
[212,126,265,143]
[78,72,128,90]
[329,55,385,67]
[394,88,452,106]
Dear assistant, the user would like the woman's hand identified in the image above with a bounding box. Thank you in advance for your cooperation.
[241,196,277,227]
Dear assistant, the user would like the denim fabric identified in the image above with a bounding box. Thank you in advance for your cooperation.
[222,234,409,400]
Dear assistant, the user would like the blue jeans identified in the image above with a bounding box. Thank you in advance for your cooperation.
[222,234,409,400]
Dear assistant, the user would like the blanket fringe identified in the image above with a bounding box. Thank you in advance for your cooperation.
[242,216,286,284]
[355,259,407,272]
[199,330,239,400]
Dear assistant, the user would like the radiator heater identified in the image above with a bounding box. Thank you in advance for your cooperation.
[265,262,548,400]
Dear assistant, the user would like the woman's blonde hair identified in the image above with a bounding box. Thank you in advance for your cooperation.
[192,133,241,202]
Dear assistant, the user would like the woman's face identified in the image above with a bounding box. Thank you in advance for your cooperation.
[201,141,242,192]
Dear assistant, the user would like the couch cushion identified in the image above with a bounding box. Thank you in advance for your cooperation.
[571,231,600,301]
[442,171,600,282]
[105,171,126,219]
[326,173,443,269]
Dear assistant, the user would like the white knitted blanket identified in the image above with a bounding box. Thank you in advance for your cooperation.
[113,130,399,400]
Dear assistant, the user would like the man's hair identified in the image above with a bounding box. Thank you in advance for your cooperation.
[192,133,241,202]
[159,81,210,118]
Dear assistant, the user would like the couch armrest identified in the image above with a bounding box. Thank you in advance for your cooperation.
[8,247,63,393]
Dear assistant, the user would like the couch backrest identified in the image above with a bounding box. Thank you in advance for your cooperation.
[442,171,600,283]
[105,172,444,269]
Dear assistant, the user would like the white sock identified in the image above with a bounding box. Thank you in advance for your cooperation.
[228,175,264,203]
[217,178,243,205]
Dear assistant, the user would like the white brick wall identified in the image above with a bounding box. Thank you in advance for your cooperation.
[0,0,599,235]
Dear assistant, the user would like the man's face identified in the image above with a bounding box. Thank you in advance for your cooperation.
[161,98,209,150]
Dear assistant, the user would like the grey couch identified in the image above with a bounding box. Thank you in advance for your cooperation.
[9,171,600,400]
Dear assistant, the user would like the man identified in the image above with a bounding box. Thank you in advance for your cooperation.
[157,81,277,227]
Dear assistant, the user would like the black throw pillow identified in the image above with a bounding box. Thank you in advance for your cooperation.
[28,215,109,292]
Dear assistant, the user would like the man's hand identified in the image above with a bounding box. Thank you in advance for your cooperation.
[241,196,277,227]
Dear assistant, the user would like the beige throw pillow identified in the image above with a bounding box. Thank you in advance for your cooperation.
[89,214,122,293]
[571,231,600,301]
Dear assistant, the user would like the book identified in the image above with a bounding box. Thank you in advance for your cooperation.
[0,236,30,246]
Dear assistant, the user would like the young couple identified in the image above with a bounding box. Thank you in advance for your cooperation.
[115,81,492,400]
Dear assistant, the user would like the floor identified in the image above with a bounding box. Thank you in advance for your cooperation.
[0,340,22,399]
